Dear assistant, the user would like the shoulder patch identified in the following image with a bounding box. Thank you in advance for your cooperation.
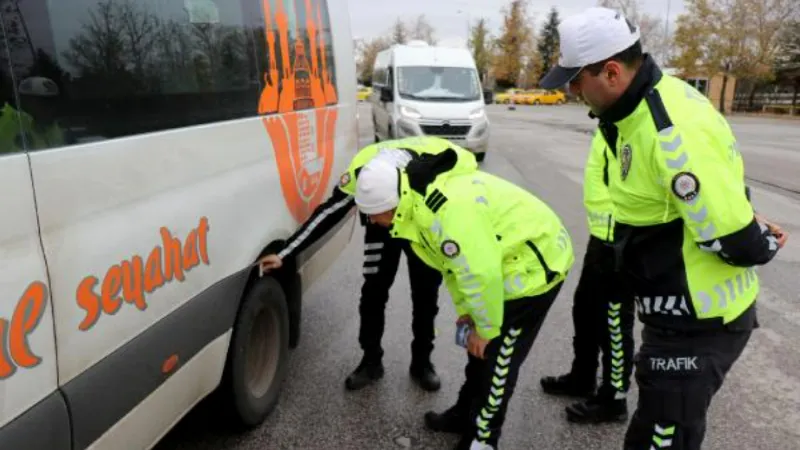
[671,172,700,202]
[441,239,460,258]
[425,189,448,213]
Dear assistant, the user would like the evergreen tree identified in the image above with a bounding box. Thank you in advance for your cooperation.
[537,7,560,84]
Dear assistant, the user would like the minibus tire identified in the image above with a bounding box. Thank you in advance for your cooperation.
[224,275,290,428]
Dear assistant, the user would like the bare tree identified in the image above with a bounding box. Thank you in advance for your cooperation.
[391,18,408,45]
[743,0,798,80]
[672,0,797,111]
[357,36,391,84]
[1,0,37,71]
[409,14,437,45]
[597,0,670,63]
[116,0,158,77]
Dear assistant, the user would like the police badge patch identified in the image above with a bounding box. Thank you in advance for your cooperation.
[339,172,351,188]
[441,240,460,258]
[671,172,700,202]
[620,144,632,180]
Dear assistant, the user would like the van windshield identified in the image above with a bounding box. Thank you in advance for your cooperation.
[397,66,481,102]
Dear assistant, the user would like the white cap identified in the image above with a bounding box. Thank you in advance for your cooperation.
[539,7,640,89]
[18,76,60,97]
[373,146,414,169]
[355,158,400,215]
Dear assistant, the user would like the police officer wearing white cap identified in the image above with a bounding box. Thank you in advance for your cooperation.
[541,6,787,449]
[17,76,67,149]
[354,148,575,450]
[259,136,479,393]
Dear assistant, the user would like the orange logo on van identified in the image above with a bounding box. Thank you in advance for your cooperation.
[0,282,48,380]
[76,217,210,331]
[258,0,339,223]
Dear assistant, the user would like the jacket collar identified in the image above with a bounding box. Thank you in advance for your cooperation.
[591,53,662,124]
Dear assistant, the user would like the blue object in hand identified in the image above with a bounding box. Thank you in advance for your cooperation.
[456,322,471,348]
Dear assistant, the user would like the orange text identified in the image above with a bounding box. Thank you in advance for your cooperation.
[77,217,210,331]
[0,282,49,380]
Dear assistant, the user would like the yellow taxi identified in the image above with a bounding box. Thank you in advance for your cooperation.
[357,86,372,101]
[524,89,566,105]
[495,88,523,104]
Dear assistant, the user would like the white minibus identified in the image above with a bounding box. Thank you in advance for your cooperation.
[0,0,357,448]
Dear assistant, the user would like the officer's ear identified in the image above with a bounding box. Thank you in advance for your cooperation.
[604,60,631,89]
[605,61,621,82]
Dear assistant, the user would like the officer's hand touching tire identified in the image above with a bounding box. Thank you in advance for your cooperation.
[258,254,283,274]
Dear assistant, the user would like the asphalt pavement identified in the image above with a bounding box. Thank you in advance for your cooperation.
[155,103,800,450]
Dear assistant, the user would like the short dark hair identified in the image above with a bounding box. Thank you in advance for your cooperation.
[584,40,644,76]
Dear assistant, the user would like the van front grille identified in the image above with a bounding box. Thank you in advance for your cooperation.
[421,124,471,136]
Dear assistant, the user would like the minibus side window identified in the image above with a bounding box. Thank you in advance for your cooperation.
[0,23,25,156]
[1,0,339,152]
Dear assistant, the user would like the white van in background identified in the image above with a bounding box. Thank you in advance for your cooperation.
[370,41,492,161]
[0,0,357,449]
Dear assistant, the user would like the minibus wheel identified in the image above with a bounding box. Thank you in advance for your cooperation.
[223,275,290,428]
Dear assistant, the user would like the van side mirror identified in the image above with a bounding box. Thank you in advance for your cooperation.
[483,89,493,105]
[380,86,393,103]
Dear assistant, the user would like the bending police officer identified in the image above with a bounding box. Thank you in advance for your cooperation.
[540,7,788,449]
[540,129,635,424]
[353,149,574,450]
[259,136,477,392]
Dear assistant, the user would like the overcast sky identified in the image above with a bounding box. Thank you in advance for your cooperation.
[346,0,686,48]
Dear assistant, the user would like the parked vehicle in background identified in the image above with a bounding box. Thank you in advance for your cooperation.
[524,89,567,105]
[357,85,373,101]
[494,88,566,105]
[495,88,523,104]
[0,0,357,448]
[369,40,492,162]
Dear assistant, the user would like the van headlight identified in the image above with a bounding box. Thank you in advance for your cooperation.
[469,107,485,120]
[400,105,422,119]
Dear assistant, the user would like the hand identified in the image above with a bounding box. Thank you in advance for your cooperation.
[258,254,283,276]
[755,214,788,249]
[467,331,489,360]
[456,315,474,327]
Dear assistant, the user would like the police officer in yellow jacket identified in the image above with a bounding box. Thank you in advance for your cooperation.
[1,76,68,154]
[353,149,574,450]
[259,136,477,392]
[540,129,635,424]
[540,7,788,449]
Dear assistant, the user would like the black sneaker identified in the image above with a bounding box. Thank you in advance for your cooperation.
[344,358,384,391]
[410,363,441,392]
[540,373,596,398]
[565,395,628,424]
[424,404,469,434]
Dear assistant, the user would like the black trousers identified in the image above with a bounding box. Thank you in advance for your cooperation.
[623,324,753,449]
[359,223,442,366]
[456,282,563,448]
[570,236,636,396]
